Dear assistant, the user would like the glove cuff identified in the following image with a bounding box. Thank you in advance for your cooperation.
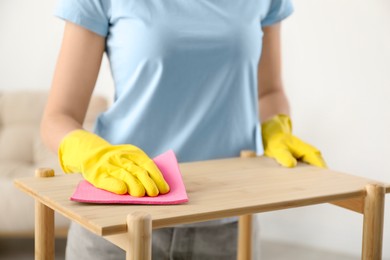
[261,114,292,139]
[58,129,110,173]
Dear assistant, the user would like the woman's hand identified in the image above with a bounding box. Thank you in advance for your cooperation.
[59,129,170,197]
[262,114,327,168]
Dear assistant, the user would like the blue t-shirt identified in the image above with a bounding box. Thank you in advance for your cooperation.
[54,0,293,163]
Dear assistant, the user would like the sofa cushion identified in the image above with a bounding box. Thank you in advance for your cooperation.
[0,90,108,234]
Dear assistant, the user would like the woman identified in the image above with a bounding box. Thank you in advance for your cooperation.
[41,0,326,259]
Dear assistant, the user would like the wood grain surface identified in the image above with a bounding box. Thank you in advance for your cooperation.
[15,156,388,238]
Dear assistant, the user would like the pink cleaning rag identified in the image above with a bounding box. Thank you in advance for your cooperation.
[70,150,188,205]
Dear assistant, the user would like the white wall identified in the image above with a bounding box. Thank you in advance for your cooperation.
[1,0,389,258]
[260,0,390,258]
[0,0,114,98]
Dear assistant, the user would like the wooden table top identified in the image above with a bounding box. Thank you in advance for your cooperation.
[14,156,388,236]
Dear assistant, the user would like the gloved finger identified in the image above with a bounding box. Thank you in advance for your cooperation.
[289,136,327,168]
[301,152,327,168]
[110,168,146,197]
[86,172,128,195]
[142,160,170,194]
[287,136,312,159]
[124,162,160,197]
[120,152,170,195]
[265,148,297,168]
[120,144,151,167]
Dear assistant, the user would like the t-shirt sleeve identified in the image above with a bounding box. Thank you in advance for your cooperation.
[261,0,294,27]
[54,0,110,37]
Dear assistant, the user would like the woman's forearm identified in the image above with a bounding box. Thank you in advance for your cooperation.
[41,113,84,154]
[257,23,290,123]
[41,22,106,154]
[258,87,290,122]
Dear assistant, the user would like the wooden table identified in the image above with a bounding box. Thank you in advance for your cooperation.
[14,155,389,260]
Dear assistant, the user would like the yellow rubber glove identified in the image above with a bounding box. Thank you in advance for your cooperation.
[261,114,327,168]
[58,130,170,197]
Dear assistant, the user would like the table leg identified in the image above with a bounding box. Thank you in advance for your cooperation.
[237,150,256,260]
[35,168,55,260]
[126,212,152,260]
[238,215,253,260]
[362,184,385,260]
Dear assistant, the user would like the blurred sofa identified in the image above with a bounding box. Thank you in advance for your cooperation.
[0,90,107,237]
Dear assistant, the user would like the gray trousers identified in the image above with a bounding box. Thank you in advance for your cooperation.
[66,219,261,260]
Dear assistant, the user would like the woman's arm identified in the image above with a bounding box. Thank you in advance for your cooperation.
[41,21,170,196]
[258,23,290,122]
[41,21,106,153]
[258,23,326,168]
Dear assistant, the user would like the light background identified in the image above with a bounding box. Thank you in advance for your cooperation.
[0,0,389,258]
